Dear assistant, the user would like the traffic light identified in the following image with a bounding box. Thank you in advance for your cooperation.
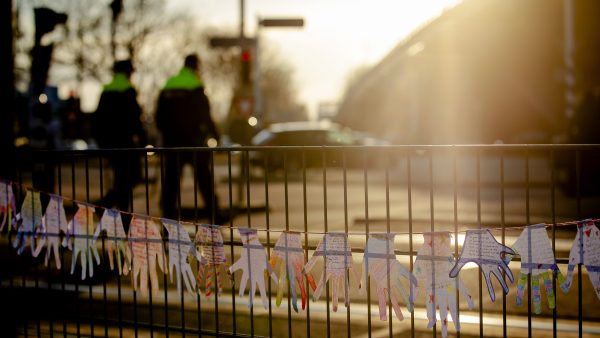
[110,0,123,21]
[33,8,67,44]
[31,8,67,96]
[241,49,251,85]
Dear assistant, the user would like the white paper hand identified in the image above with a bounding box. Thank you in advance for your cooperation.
[162,219,197,294]
[63,202,101,280]
[360,233,417,321]
[13,190,43,256]
[127,216,166,297]
[228,228,277,309]
[33,194,67,269]
[270,232,316,312]
[449,229,515,302]
[195,224,227,297]
[508,224,568,313]
[414,232,474,338]
[564,219,600,299]
[93,209,130,275]
[303,233,359,312]
[0,179,16,232]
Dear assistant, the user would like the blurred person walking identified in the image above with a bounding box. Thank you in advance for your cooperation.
[155,54,226,223]
[93,59,146,211]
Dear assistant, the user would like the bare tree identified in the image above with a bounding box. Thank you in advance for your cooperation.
[16,0,303,132]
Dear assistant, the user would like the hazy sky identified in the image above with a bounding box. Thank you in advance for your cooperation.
[167,0,461,118]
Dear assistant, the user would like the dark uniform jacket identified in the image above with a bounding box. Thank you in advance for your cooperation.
[93,73,145,148]
[155,68,219,147]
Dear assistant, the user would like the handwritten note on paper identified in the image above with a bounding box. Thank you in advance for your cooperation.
[272,232,303,259]
[228,228,277,309]
[313,233,353,273]
[13,190,43,255]
[94,209,130,275]
[414,232,473,338]
[128,216,166,297]
[0,180,16,232]
[66,203,101,279]
[414,232,455,289]
[510,224,567,313]
[271,232,315,312]
[303,233,358,312]
[566,219,600,299]
[196,224,226,266]
[162,219,197,294]
[33,194,66,269]
[512,224,557,275]
[449,229,515,302]
[362,233,417,322]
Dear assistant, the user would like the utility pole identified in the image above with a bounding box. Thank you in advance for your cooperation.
[0,0,15,179]
[110,0,123,62]
[563,0,575,121]
[240,0,245,38]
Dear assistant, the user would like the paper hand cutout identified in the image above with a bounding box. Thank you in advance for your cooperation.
[0,180,16,232]
[564,219,600,299]
[13,190,43,255]
[63,202,101,279]
[303,232,359,312]
[270,232,316,312]
[449,229,515,302]
[414,232,474,338]
[33,194,67,269]
[127,216,167,297]
[228,228,277,309]
[162,219,197,294]
[360,233,417,321]
[93,209,130,275]
[507,224,569,313]
[195,224,227,297]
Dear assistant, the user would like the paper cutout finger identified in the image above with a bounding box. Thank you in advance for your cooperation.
[360,233,417,321]
[303,232,358,312]
[63,202,101,279]
[270,231,316,312]
[414,232,474,338]
[13,190,43,256]
[195,224,227,297]
[93,209,130,275]
[228,228,277,309]
[163,219,197,294]
[449,229,515,301]
[127,215,167,297]
[33,194,67,269]
[507,224,569,313]
[0,179,17,232]
[564,219,600,299]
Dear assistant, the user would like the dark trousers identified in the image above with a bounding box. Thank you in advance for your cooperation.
[161,151,219,220]
[100,154,140,211]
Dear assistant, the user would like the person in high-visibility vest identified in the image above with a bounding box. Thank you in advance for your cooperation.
[93,59,145,211]
[155,54,225,223]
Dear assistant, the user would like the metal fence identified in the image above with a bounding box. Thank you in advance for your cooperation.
[1,144,600,338]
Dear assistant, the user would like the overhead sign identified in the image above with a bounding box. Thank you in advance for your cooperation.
[209,37,257,49]
[259,18,304,28]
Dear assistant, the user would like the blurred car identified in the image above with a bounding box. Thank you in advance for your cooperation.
[249,121,391,171]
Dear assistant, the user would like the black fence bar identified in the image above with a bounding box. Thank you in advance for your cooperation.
[500,150,506,338]
[1,145,600,338]
[476,150,483,338]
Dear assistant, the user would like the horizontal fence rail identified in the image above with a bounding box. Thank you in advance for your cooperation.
[1,144,600,338]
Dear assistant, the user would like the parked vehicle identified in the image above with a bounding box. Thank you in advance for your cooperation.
[249,121,391,171]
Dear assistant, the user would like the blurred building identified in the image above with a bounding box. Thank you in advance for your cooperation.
[336,0,600,144]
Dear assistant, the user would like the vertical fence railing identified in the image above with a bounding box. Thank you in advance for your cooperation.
[1,145,600,337]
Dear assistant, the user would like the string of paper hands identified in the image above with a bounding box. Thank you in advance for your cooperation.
[5,187,600,336]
